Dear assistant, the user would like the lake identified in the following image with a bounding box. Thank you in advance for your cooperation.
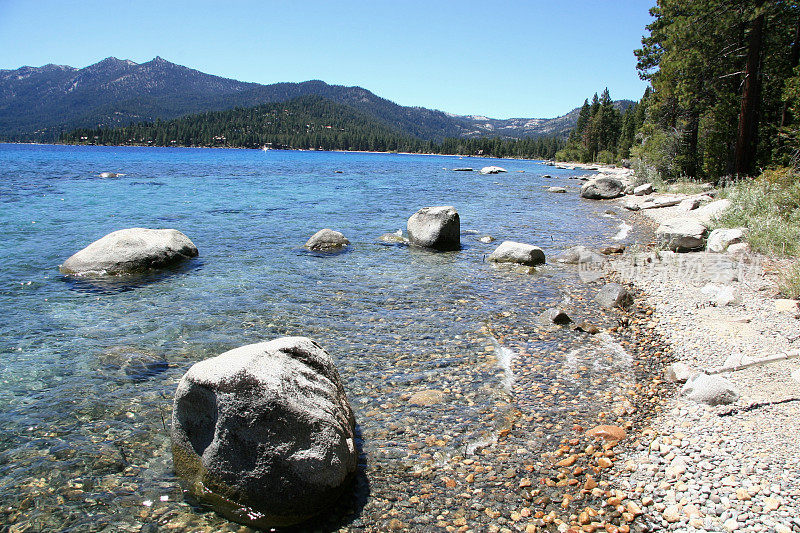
[0,144,643,531]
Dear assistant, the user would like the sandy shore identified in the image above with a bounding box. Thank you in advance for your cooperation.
[602,191,800,532]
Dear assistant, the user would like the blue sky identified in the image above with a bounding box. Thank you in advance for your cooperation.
[0,0,654,119]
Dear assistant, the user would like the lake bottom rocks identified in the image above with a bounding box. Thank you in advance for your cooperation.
[171,337,357,528]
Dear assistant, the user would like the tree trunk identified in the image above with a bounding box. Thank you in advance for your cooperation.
[685,109,700,179]
[735,4,766,177]
[781,16,800,128]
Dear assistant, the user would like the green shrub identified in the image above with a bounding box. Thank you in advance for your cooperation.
[597,150,615,165]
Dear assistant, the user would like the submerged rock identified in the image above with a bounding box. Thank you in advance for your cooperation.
[487,241,545,266]
[60,228,198,277]
[408,390,445,406]
[452,167,473,172]
[681,373,739,406]
[305,228,350,251]
[580,177,624,199]
[97,346,168,381]
[585,425,627,442]
[595,283,632,309]
[171,337,357,528]
[98,171,122,178]
[379,230,407,244]
[656,218,708,251]
[407,206,461,251]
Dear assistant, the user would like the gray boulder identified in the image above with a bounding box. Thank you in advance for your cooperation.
[580,177,625,199]
[540,308,572,325]
[171,337,357,528]
[681,373,739,406]
[60,228,198,276]
[634,183,654,196]
[693,199,731,225]
[595,283,633,308]
[555,245,607,265]
[407,206,461,251]
[547,186,567,193]
[706,228,745,253]
[487,241,545,266]
[305,229,350,251]
[655,218,708,251]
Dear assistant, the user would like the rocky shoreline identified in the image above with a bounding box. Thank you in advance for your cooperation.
[599,192,800,532]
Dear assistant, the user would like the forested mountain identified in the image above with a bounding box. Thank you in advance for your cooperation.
[1,56,627,142]
[59,95,566,159]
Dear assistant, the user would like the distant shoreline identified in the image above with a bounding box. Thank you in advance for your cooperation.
[1,140,561,162]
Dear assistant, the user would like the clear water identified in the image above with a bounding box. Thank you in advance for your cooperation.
[0,144,634,531]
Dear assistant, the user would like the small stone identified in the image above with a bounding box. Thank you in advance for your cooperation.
[585,425,627,442]
[662,505,681,523]
[736,488,751,501]
[597,457,613,469]
[556,455,578,467]
[723,518,739,531]
[763,496,780,511]
[775,299,800,315]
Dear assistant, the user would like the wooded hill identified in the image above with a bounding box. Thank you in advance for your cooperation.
[59,95,566,159]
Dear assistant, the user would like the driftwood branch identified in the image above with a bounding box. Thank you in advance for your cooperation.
[707,350,800,374]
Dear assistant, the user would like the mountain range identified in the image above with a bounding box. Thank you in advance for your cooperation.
[0,56,633,142]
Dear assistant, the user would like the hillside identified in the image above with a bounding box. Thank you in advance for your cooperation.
[60,94,566,159]
[0,56,629,142]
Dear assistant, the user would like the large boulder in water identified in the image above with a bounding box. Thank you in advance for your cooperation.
[60,228,198,276]
[171,337,357,528]
[407,206,461,251]
[305,229,350,251]
[580,177,625,199]
[487,241,545,266]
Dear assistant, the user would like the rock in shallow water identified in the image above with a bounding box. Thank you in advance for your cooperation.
[171,337,357,528]
[580,177,624,199]
[487,241,545,266]
[540,308,571,325]
[305,228,350,251]
[60,228,198,276]
[407,206,461,251]
[595,283,632,309]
